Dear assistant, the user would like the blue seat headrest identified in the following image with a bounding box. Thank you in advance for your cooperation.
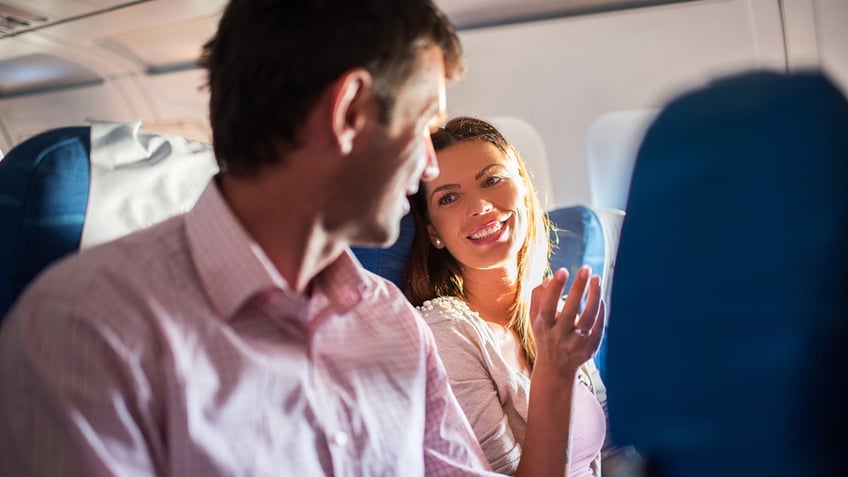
[606,70,848,476]
[548,205,606,291]
[0,122,218,321]
[351,213,415,290]
[352,207,610,297]
[0,127,91,317]
[548,205,609,376]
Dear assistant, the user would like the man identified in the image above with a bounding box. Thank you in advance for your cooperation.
[0,1,496,475]
[1,0,602,473]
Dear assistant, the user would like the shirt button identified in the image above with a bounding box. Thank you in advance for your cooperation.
[331,430,348,447]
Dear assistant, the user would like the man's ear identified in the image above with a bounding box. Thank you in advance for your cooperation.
[331,68,374,155]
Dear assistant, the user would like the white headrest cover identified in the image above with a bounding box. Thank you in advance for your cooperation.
[81,120,219,248]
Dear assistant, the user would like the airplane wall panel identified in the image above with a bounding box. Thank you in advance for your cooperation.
[109,76,158,122]
[136,69,211,143]
[448,0,786,208]
[782,0,819,69]
[0,83,136,151]
[813,0,848,95]
[5,29,141,77]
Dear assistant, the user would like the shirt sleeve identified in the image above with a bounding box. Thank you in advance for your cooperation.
[426,311,524,475]
[0,286,163,477]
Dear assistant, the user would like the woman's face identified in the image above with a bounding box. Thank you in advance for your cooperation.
[424,139,529,273]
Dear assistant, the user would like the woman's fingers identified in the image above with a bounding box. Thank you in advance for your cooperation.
[530,268,568,331]
[532,269,605,376]
[572,274,601,335]
[557,266,590,331]
[587,300,606,350]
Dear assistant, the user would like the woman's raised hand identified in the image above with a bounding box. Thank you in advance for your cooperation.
[529,266,605,377]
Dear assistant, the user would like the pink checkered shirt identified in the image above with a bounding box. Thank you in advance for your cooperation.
[0,181,496,476]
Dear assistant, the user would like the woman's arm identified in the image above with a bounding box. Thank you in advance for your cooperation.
[516,267,605,477]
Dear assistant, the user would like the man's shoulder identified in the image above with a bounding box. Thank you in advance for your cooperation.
[21,215,189,306]
[354,266,413,307]
[349,267,432,335]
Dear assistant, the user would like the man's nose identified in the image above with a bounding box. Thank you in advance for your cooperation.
[420,131,439,182]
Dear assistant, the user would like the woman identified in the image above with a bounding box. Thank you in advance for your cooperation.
[404,117,607,476]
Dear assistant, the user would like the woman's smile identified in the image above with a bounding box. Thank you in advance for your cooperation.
[466,216,511,244]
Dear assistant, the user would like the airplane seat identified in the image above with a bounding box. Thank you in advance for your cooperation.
[0,127,91,319]
[350,213,416,290]
[605,70,848,476]
[0,121,218,320]
[351,204,613,377]
[547,205,610,378]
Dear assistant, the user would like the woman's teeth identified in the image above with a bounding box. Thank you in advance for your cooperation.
[469,221,504,240]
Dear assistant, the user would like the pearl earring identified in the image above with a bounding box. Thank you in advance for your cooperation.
[434,238,442,247]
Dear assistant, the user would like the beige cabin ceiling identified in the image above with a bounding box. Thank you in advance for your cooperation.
[0,0,695,76]
[435,0,694,28]
[0,0,696,38]
[0,1,146,39]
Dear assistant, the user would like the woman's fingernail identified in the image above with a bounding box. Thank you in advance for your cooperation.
[579,267,590,279]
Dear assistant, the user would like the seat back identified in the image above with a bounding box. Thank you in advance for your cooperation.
[351,205,613,376]
[350,213,415,290]
[0,127,91,317]
[606,71,848,476]
[548,205,612,376]
[0,121,217,319]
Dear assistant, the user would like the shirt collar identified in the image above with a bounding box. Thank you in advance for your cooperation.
[186,179,377,321]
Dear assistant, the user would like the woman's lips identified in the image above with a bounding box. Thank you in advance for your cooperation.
[467,216,510,243]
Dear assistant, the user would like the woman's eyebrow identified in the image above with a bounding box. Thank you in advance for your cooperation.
[475,163,502,180]
[429,164,505,201]
[429,183,460,202]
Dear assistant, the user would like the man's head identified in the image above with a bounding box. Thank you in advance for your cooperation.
[201,0,463,177]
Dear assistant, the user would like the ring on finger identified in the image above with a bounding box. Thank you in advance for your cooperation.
[573,327,590,337]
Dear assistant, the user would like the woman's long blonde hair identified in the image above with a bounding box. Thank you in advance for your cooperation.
[403,116,553,366]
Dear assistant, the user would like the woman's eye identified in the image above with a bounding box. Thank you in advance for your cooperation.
[437,193,457,206]
[483,176,503,187]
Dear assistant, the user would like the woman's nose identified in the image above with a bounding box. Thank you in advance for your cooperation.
[469,195,494,216]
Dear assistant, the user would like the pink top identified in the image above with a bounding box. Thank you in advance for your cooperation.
[419,296,607,476]
[570,379,607,477]
[0,181,497,477]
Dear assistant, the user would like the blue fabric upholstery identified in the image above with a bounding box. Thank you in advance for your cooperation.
[0,123,216,321]
[547,205,608,376]
[0,127,91,318]
[352,205,612,379]
[351,213,415,290]
[606,71,848,476]
[548,206,606,293]
[351,207,610,302]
